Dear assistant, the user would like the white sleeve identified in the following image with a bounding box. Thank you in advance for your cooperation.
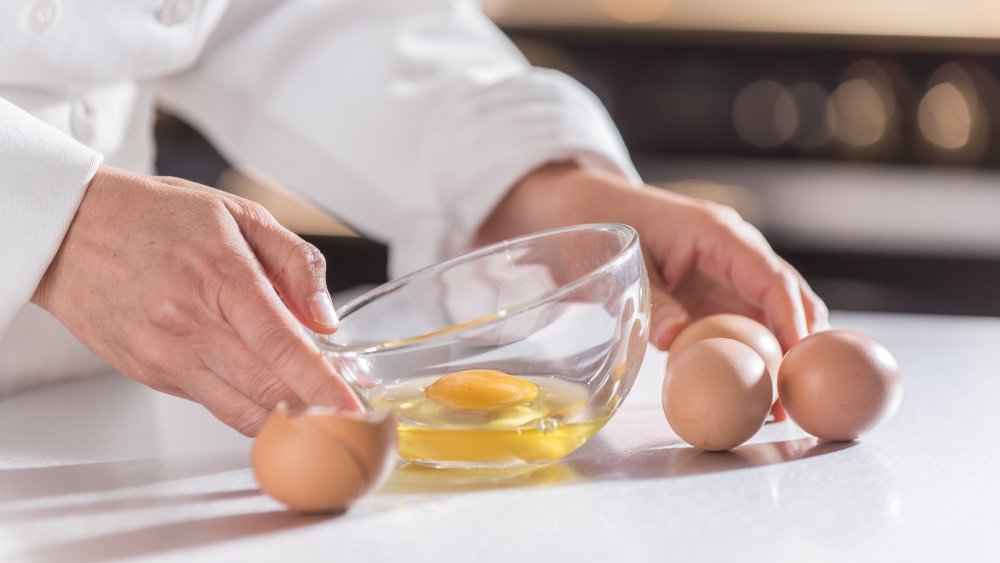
[0,98,103,337]
[154,0,639,277]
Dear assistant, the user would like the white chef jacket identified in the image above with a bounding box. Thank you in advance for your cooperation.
[0,0,638,392]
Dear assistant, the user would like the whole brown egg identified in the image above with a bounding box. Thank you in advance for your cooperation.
[778,330,902,441]
[662,338,774,451]
[668,314,784,417]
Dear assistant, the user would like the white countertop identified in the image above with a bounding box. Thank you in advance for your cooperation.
[1,311,996,562]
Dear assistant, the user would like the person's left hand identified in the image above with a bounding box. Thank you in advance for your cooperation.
[476,162,830,352]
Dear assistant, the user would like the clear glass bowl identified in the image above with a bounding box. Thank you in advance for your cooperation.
[316,223,651,469]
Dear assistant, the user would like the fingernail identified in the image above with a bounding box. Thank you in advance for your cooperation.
[308,291,339,329]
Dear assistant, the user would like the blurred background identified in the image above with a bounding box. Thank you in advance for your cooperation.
[156,0,1000,316]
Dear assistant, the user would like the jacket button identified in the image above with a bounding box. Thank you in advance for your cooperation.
[69,101,95,143]
[24,0,60,33]
[157,0,198,26]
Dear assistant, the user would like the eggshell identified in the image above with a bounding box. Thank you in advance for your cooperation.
[303,408,398,489]
[662,338,774,451]
[778,330,902,441]
[668,314,783,407]
[251,407,396,513]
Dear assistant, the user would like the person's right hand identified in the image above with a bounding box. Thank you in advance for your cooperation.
[476,162,829,352]
[31,165,358,436]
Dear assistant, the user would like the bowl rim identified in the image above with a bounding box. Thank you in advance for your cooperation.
[315,222,641,355]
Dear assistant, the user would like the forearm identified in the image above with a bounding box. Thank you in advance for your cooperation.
[475,161,688,247]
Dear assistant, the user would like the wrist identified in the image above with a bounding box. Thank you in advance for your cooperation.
[30,164,123,310]
[475,161,639,246]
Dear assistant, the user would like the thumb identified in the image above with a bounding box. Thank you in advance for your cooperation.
[226,200,340,334]
[648,264,690,351]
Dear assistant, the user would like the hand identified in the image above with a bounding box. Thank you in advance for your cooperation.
[476,162,829,352]
[32,165,358,435]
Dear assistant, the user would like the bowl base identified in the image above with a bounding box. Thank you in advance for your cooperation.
[405,458,555,471]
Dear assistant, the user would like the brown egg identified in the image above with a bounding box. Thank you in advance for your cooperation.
[662,338,774,451]
[669,314,782,395]
[251,406,396,513]
[778,330,903,441]
[669,314,785,419]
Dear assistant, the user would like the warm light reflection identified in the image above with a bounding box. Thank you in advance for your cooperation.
[917,80,976,151]
[484,0,1000,40]
[597,0,671,23]
[826,78,889,146]
[732,80,798,148]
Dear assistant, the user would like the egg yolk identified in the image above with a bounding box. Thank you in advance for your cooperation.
[425,369,539,411]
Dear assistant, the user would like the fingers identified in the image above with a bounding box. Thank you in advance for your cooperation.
[770,400,789,423]
[689,210,809,351]
[181,366,271,437]
[220,273,361,412]
[156,177,354,411]
[646,197,808,349]
[757,269,808,351]
[781,258,831,333]
[159,178,340,334]
[647,258,691,351]
[196,324,306,412]
[224,199,340,335]
[669,268,762,322]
